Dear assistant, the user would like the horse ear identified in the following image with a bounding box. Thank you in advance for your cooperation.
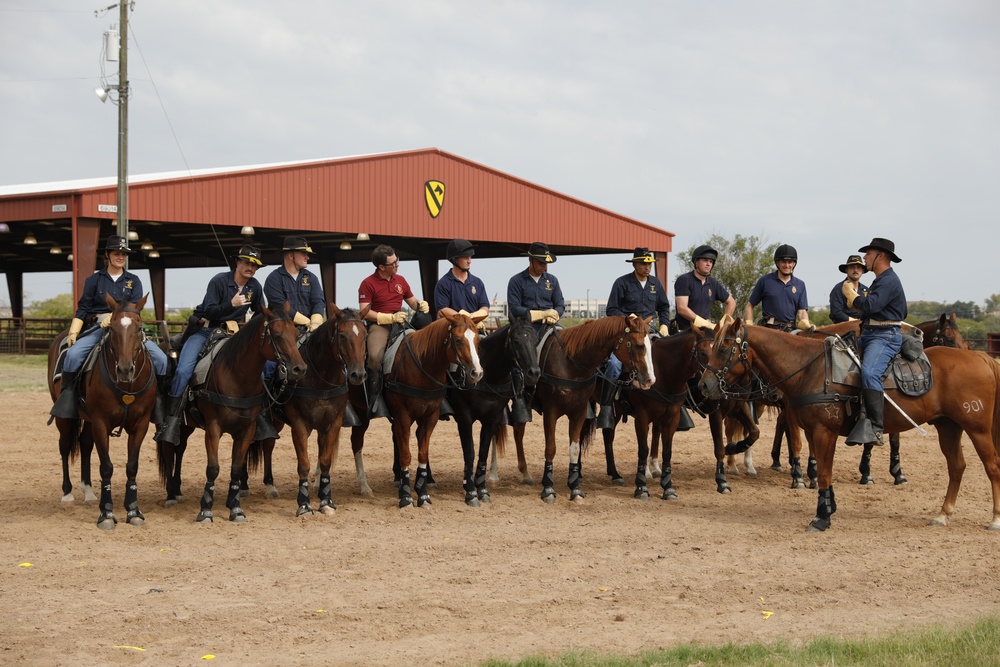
[136,292,148,312]
[105,292,120,311]
[329,302,340,319]
[946,312,956,325]
[282,300,292,318]
[472,313,488,324]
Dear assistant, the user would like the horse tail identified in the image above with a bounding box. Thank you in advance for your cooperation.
[580,413,596,453]
[493,421,508,458]
[246,439,263,474]
[156,441,173,488]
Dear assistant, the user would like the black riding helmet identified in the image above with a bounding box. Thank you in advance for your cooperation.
[446,238,476,264]
[692,244,719,263]
[773,244,797,264]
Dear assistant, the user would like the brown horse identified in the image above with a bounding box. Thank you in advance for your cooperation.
[156,305,306,522]
[697,318,1000,531]
[596,330,758,500]
[250,305,368,516]
[353,312,485,508]
[47,294,156,529]
[512,315,655,503]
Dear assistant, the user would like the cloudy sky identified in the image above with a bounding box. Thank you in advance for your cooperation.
[2,1,998,311]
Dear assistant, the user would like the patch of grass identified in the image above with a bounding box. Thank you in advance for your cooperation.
[0,354,49,392]
[477,617,1000,667]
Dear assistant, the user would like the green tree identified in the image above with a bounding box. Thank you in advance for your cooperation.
[674,233,778,323]
[25,293,75,318]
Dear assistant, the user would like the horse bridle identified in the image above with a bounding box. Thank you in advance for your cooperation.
[932,319,958,347]
[608,324,648,386]
[102,308,151,385]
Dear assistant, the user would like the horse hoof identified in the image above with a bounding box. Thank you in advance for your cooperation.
[541,489,556,504]
[164,499,178,508]
[791,481,805,490]
[569,491,585,502]
[97,516,116,530]
[230,511,246,523]
[465,496,481,508]
[928,516,947,527]
[611,477,625,487]
[61,493,74,504]
[127,516,145,527]
[196,511,213,523]
[745,467,758,478]
[661,489,677,501]
[265,486,279,499]
[417,495,432,508]
[894,475,908,486]
[521,477,535,486]
[859,476,874,486]
[634,489,649,501]
[718,486,732,495]
[478,493,492,505]
[319,503,336,516]
[239,489,249,499]
[296,505,314,517]
[806,518,830,532]
[987,521,1000,531]
[808,480,818,489]
[728,468,740,477]
[770,464,782,472]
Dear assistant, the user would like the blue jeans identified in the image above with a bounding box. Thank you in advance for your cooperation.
[169,327,211,397]
[604,353,623,381]
[64,326,168,376]
[859,327,901,390]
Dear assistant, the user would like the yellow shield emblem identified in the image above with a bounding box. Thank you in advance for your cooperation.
[425,180,445,219]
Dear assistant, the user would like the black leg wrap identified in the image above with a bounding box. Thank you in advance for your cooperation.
[197,483,215,522]
[789,456,804,489]
[808,487,834,531]
[296,478,312,515]
[415,467,432,507]
[890,453,907,485]
[398,469,413,507]
[541,461,556,501]
[807,457,818,489]
[634,463,649,499]
[715,461,731,494]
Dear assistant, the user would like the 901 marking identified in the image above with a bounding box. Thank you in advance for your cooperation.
[964,399,984,413]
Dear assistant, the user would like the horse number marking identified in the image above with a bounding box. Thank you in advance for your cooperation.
[964,398,984,414]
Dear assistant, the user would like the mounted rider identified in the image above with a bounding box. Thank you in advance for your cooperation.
[829,254,869,324]
[745,244,812,332]
[674,244,736,331]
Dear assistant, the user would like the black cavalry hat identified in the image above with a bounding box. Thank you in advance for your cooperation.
[523,241,556,263]
[627,247,656,263]
[102,234,135,254]
[858,238,901,263]
[231,244,266,267]
[281,236,315,253]
[838,254,867,274]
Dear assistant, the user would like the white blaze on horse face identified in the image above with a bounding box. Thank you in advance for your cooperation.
[462,328,483,374]
[350,322,361,337]
[642,336,655,385]
[120,317,132,329]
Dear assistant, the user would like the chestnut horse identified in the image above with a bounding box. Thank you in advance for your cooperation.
[596,330,758,500]
[156,305,306,522]
[697,318,1000,531]
[511,315,656,503]
[250,305,368,516]
[47,294,156,528]
[449,315,540,506]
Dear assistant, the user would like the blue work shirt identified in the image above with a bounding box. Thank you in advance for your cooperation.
[434,270,489,314]
[194,270,264,327]
[854,267,907,323]
[507,269,565,320]
[829,280,869,324]
[748,272,808,323]
[606,272,670,325]
[74,267,144,329]
[264,265,325,320]
[673,271,730,330]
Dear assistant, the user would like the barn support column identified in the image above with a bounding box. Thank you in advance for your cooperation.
[654,252,668,285]
[6,271,24,319]
[418,257,439,314]
[319,258,336,310]
[148,263,165,321]
[73,219,101,306]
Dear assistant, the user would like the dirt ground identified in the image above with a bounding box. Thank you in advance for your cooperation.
[3,389,1000,667]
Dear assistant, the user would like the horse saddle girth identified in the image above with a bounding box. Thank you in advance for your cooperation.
[828,337,933,398]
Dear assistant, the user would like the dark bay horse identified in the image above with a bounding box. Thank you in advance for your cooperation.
[156,305,306,522]
[47,294,156,528]
[697,318,1000,531]
[596,330,757,500]
[250,305,368,516]
[512,315,655,503]
[449,316,540,506]
[352,312,485,508]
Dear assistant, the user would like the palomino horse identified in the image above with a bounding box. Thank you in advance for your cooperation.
[352,312,485,507]
[596,330,758,500]
[511,315,655,503]
[156,305,306,522]
[697,318,1000,531]
[449,316,540,506]
[47,294,156,528]
[249,305,368,515]
[768,316,970,487]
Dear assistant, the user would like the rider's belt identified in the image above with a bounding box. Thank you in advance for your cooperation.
[865,320,902,328]
[762,317,794,327]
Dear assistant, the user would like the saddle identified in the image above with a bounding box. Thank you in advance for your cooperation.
[828,333,933,398]
[189,328,233,389]
[52,328,108,383]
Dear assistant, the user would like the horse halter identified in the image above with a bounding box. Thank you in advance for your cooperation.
[612,323,647,384]
[444,321,478,385]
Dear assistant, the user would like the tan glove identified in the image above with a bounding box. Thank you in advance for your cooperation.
[470,307,490,319]
[658,324,670,337]
[66,318,84,346]
[529,310,547,323]
[293,312,311,327]
[842,280,859,308]
[545,308,560,321]
[796,318,812,331]
[375,312,395,325]
[392,311,407,324]
[99,312,112,329]
[692,315,713,330]
[417,300,429,314]
[225,320,239,335]
[458,309,472,317]
[309,313,324,332]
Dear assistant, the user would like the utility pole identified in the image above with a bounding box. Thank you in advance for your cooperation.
[116,1,129,248]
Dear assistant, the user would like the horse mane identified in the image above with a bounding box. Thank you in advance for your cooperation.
[405,317,452,360]
[558,316,627,358]
[303,307,363,356]
[213,313,266,369]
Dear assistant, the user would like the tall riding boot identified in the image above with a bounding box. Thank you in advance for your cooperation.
[342,402,362,427]
[50,370,81,419]
[596,379,618,430]
[438,394,454,421]
[154,395,185,445]
[677,405,696,431]
[151,374,170,425]
[256,407,279,441]
[846,392,876,446]
[366,369,390,419]
[863,388,885,446]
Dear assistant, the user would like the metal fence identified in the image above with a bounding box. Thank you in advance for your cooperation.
[0,318,188,355]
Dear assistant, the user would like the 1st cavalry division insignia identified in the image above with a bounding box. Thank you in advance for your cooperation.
[425,180,445,218]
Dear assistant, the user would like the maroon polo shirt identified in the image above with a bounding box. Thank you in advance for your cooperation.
[358,270,413,313]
